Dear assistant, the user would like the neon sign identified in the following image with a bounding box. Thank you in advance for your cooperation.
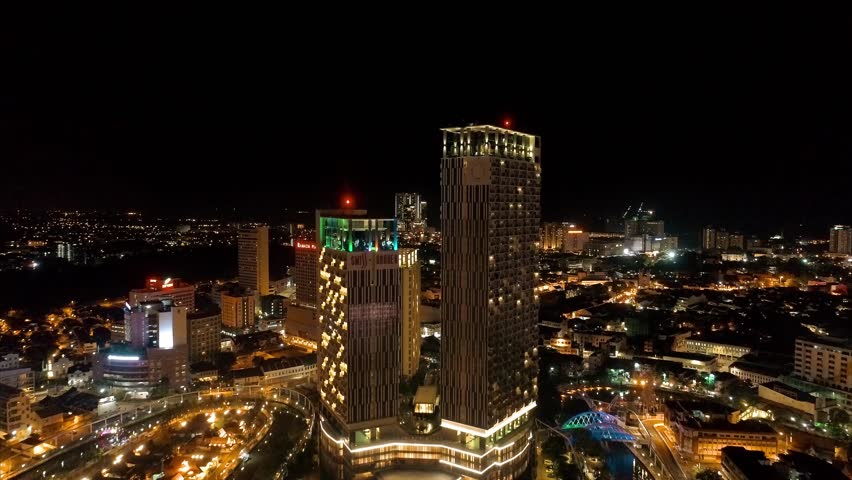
[296,241,317,250]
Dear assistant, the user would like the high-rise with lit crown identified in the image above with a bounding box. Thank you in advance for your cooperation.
[317,211,401,478]
[238,225,269,296]
[440,124,540,477]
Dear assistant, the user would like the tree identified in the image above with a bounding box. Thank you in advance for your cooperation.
[830,408,850,425]
[571,429,604,457]
[214,352,237,373]
[696,470,718,480]
[92,326,111,347]
[542,436,567,459]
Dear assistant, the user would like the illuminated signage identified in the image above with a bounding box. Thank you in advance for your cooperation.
[148,278,158,284]
[162,277,174,288]
[296,241,317,250]
[107,355,140,361]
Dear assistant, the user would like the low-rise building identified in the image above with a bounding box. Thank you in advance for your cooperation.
[93,345,189,391]
[730,362,783,385]
[664,400,778,461]
[660,352,718,373]
[678,337,752,371]
[67,368,92,387]
[721,446,782,480]
[757,381,833,420]
[260,355,317,386]
[413,385,440,415]
[0,384,30,440]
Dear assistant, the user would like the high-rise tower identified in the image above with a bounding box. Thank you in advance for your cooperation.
[399,248,421,377]
[238,225,269,296]
[316,212,401,477]
[440,125,540,476]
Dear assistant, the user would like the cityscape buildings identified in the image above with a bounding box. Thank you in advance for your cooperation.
[624,207,664,237]
[238,225,270,296]
[703,226,746,250]
[394,192,427,231]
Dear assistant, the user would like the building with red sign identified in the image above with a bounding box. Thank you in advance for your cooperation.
[129,277,195,312]
[294,240,319,306]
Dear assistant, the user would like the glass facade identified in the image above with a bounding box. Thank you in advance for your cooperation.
[320,217,398,252]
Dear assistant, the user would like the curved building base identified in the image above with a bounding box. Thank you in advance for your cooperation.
[319,415,533,480]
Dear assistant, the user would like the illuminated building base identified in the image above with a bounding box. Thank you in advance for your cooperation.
[319,413,533,479]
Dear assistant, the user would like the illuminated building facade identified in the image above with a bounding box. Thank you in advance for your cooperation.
[221,290,256,332]
[295,240,319,306]
[563,227,590,253]
[238,225,270,296]
[317,213,402,478]
[399,248,421,377]
[540,222,564,251]
[829,225,852,255]
[664,400,778,461]
[129,277,195,312]
[439,124,540,478]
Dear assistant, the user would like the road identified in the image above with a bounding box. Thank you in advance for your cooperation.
[641,419,688,480]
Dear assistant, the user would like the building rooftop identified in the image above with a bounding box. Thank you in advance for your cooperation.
[413,385,439,405]
[777,450,847,480]
[760,381,816,403]
[722,446,783,480]
[0,383,23,399]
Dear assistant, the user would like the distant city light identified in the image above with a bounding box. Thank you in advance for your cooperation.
[667,251,676,259]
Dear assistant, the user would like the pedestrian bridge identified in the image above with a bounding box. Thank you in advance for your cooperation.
[560,411,636,442]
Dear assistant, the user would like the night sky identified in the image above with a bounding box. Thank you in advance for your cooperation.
[2,12,851,244]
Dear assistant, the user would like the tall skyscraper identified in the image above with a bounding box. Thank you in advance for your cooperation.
[294,239,319,306]
[317,213,401,477]
[238,226,269,296]
[439,124,539,477]
[830,225,852,255]
[394,192,425,231]
[399,248,421,377]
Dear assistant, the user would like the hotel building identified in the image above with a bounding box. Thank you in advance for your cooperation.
[318,125,540,479]
[439,124,540,478]
[317,213,402,478]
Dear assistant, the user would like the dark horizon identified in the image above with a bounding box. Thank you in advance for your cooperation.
[3,13,851,241]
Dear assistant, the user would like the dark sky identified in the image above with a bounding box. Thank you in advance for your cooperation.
[2,11,851,243]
